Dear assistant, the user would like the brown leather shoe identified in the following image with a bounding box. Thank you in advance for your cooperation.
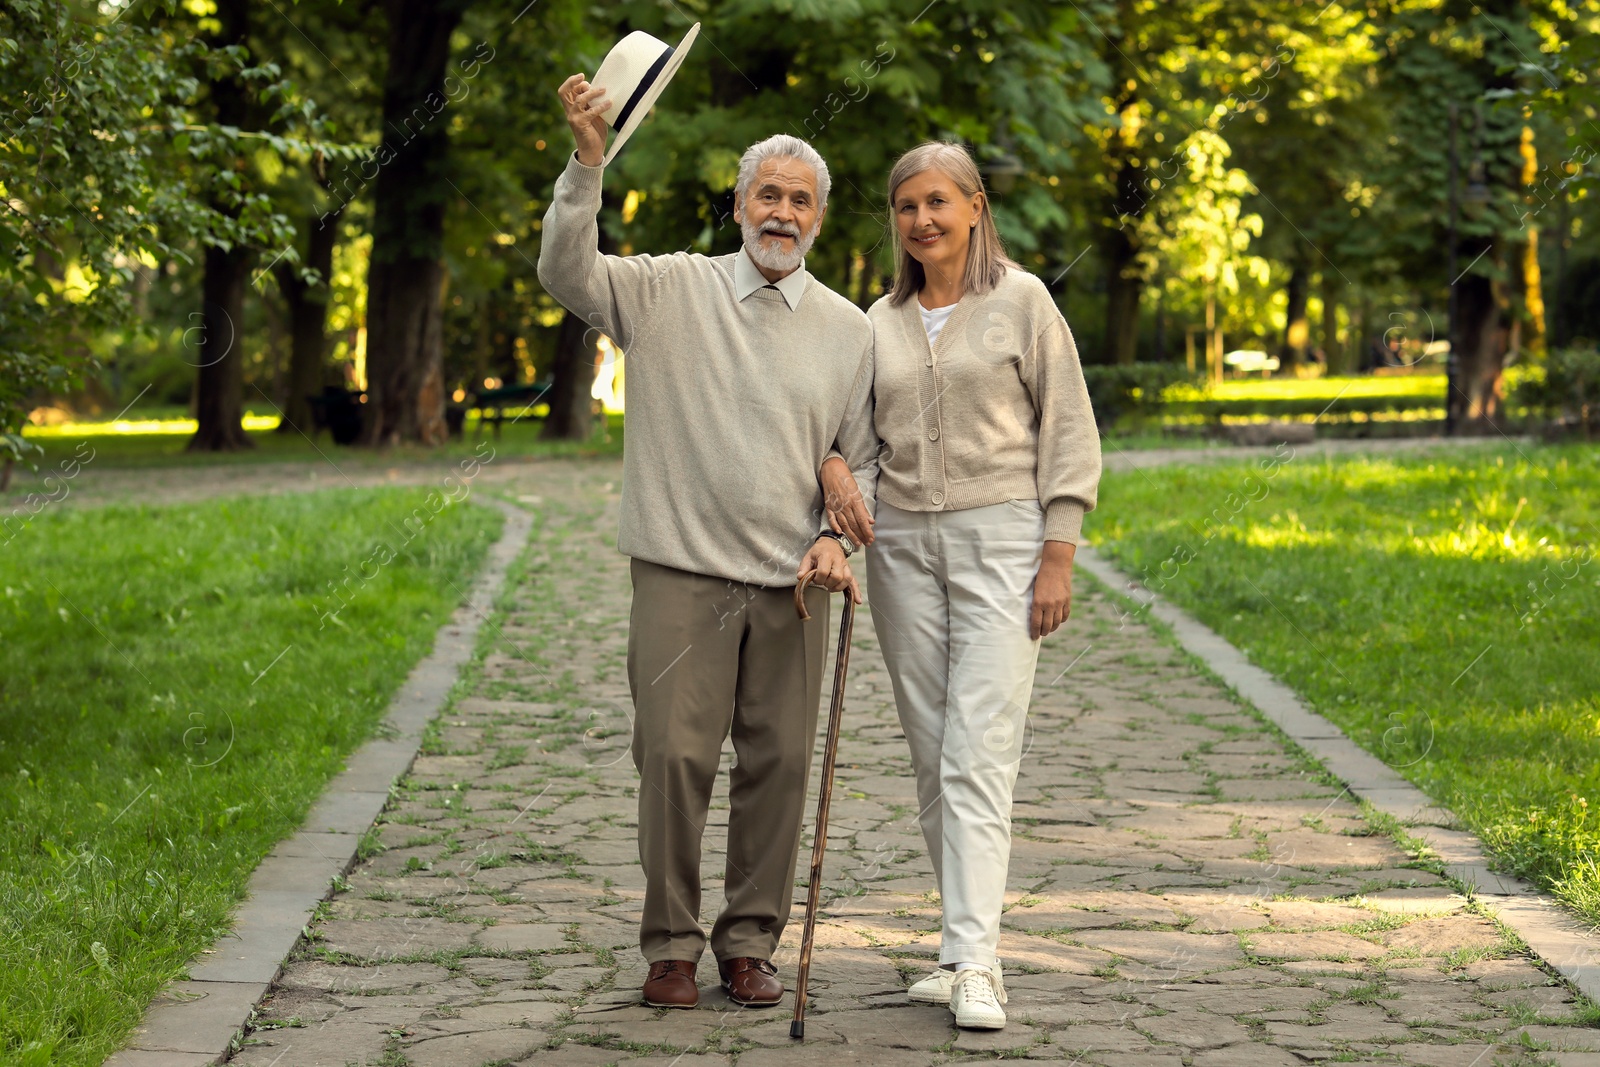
[643,959,699,1008]
[719,956,783,1006]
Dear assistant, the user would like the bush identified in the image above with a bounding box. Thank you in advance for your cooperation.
[1511,345,1600,432]
[1083,362,1195,431]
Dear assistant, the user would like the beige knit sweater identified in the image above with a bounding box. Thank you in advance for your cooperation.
[537,154,877,586]
[866,267,1101,543]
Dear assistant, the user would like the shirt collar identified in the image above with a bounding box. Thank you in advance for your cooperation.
[734,246,808,311]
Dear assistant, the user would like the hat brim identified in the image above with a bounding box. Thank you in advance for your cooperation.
[603,22,700,166]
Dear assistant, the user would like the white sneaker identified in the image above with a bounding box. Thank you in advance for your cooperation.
[907,966,956,1004]
[950,964,1008,1030]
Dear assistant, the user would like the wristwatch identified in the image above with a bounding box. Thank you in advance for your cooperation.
[817,530,856,557]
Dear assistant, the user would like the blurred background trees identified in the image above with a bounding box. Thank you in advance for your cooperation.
[3,0,1596,455]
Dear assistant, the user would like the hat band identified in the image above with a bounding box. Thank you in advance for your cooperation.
[612,44,675,132]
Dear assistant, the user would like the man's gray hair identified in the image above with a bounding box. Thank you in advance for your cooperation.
[735,134,831,212]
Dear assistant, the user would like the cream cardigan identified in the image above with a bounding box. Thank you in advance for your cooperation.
[865,267,1101,544]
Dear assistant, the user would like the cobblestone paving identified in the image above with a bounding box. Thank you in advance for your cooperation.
[227,459,1599,1067]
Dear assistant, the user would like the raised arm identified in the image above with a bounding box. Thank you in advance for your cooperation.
[536,74,672,352]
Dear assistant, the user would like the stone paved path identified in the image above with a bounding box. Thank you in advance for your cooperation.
[225,459,1598,1067]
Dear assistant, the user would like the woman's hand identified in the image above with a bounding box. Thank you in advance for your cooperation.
[821,455,874,547]
[1030,540,1075,639]
[558,73,611,167]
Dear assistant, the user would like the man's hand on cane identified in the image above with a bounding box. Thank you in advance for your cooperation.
[558,73,612,167]
[798,537,862,605]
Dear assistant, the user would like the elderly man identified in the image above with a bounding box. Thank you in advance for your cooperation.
[537,74,876,1010]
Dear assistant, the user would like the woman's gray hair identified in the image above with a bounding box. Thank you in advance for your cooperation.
[886,141,1018,306]
[735,134,831,212]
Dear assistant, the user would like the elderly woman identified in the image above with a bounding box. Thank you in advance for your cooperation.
[821,141,1101,1030]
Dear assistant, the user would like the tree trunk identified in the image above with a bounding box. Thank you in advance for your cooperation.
[1152,287,1167,363]
[1321,273,1343,374]
[1101,157,1144,365]
[1280,261,1310,373]
[540,309,597,441]
[1446,0,1520,434]
[1205,289,1221,385]
[1098,2,1145,367]
[1453,264,1508,430]
[189,245,255,450]
[1550,192,1570,347]
[276,209,342,434]
[360,0,465,447]
[188,0,255,452]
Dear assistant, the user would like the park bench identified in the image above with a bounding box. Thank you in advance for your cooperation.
[307,386,365,445]
[471,381,550,439]
[306,387,466,443]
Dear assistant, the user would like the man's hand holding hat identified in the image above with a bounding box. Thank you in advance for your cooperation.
[556,25,700,167]
[558,74,611,168]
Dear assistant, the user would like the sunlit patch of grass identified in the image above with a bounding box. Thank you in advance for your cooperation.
[9,412,625,474]
[1091,444,1600,924]
[23,412,283,436]
[0,489,502,1065]
[1174,375,1449,404]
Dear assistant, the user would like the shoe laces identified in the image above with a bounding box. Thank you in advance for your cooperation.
[952,965,1007,1006]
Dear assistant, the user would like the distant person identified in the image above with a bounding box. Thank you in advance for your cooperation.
[820,142,1101,1030]
[538,69,877,1010]
[1365,334,1390,372]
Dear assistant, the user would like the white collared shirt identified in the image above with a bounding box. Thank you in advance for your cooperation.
[733,245,808,311]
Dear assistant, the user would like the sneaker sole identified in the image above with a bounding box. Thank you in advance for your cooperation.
[907,987,953,1005]
[954,1013,1006,1030]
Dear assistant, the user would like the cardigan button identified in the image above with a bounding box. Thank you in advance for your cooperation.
[931,491,945,505]
[928,427,939,441]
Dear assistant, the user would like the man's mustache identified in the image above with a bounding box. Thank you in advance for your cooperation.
[759,222,802,239]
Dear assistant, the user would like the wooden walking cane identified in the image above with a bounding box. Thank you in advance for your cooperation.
[789,569,855,1040]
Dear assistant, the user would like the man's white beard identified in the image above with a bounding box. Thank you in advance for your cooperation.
[742,217,818,274]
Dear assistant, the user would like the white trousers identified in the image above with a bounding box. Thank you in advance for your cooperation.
[867,499,1043,964]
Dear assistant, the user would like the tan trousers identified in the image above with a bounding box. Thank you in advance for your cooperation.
[627,558,829,964]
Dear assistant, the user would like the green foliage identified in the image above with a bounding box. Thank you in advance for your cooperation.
[13,411,624,470]
[0,0,370,459]
[1510,345,1600,427]
[1082,362,1195,430]
[0,0,331,462]
[1090,445,1600,923]
[13,0,1592,418]
[0,489,501,1065]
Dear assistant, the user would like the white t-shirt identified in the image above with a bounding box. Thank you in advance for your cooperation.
[920,302,958,346]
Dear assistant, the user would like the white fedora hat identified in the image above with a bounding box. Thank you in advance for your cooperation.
[591,23,701,165]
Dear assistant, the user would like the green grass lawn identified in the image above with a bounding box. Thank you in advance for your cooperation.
[1161,374,1449,423]
[1172,373,1449,403]
[1088,443,1600,922]
[0,489,503,1066]
[16,411,624,472]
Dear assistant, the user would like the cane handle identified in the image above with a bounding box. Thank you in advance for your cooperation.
[794,569,816,620]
